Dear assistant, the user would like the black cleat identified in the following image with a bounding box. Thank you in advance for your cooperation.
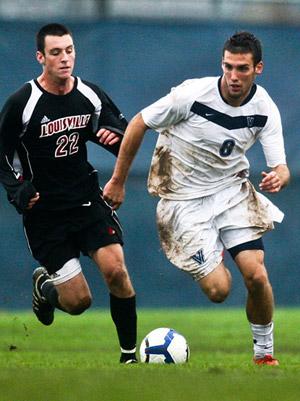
[32,267,54,326]
[120,352,138,364]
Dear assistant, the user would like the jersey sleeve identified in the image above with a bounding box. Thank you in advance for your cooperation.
[258,100,287,167]
[87,86,127,156]
[141,80,194,130]
[0,89,37,212]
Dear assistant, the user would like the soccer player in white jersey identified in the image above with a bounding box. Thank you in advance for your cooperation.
[102,31,290,365]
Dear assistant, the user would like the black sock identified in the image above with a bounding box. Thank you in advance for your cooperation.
[110,293,137,353]
[41,281,64,311]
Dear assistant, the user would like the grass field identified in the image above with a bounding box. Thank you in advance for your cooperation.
[0,308,300,401]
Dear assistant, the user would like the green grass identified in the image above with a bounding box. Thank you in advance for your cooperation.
[0,308,300,401]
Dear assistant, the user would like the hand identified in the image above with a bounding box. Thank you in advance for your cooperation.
[26,192,40,209]
[259,171,281,193]
[103,180,125,210]
[96,128,121,146]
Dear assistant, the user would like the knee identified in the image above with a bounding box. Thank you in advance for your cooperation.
[104,263,129,288]
[200,265,232,303]
[65,294,92,315]
[104,263,135,298]
[244,265,269,293]
[206,286,230,303]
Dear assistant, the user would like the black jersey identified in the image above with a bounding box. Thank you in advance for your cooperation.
[0,77,127,212]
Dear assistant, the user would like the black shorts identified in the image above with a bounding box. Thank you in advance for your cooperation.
[23,198,123,274]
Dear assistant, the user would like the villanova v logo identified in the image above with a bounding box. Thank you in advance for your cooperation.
[247,116,255,127]
[192,249,205,265]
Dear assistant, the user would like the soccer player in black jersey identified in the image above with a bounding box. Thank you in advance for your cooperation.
[0,23,137,363]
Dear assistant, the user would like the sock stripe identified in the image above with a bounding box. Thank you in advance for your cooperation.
[120,347,136,354]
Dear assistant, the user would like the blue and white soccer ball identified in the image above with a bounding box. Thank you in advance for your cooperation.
[139,327,190,364]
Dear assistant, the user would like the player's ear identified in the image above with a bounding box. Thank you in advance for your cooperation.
[36,51,45,65]
[255,61,263,75]
[221,57,225,71]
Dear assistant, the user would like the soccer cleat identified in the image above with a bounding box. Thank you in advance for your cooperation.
[32,267,54,326]
[124,358,138,364]
[120,352,138,364]
[253,354,279,366]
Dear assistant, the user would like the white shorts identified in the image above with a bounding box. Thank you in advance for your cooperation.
[49,258,82,285]
[156,181,284,281]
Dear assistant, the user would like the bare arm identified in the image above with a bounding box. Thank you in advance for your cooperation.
[259,164,290,193]
[103,113,149,209]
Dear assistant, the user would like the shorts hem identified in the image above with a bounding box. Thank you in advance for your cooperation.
[224,234,262,251]
[191,254,223,281]
[84,238,123,257]
[50,258,82,285]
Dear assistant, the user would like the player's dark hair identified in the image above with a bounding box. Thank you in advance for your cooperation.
[223,31,262,65]
[36,23,73,53]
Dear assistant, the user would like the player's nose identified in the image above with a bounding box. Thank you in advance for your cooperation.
[60,50,70,61]
[230,68,239,81]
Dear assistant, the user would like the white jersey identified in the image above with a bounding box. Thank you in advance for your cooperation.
[142,77,286,200]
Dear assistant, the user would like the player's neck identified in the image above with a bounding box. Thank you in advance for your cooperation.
[37,74,75,95]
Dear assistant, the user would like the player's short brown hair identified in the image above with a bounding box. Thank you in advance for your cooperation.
[36,23,73,53]
[223,31,262,66]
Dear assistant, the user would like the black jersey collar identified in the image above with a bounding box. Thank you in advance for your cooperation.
[34,76,78,96]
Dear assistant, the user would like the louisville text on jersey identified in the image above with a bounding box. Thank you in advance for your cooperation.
[40,114,91,138]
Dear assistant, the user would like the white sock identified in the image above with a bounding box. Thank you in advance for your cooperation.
[250,321,274,358]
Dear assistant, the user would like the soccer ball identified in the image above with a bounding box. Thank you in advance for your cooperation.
[139,327,190,364]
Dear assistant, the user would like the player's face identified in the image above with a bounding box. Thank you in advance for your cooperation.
[37,34,75,82]
[221,51,263,106]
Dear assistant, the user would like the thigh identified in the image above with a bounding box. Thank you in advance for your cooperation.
[91,243,126,275]
[55,271,91,305]
[198,260,232,295]
[234,249,267,280]
[91,244,134,297]
[156,198,224,281]
[24,209,79,274]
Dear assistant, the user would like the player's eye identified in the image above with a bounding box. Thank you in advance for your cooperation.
[237,66,250,72]
[224,64,233,71]
[50,50,60,56]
